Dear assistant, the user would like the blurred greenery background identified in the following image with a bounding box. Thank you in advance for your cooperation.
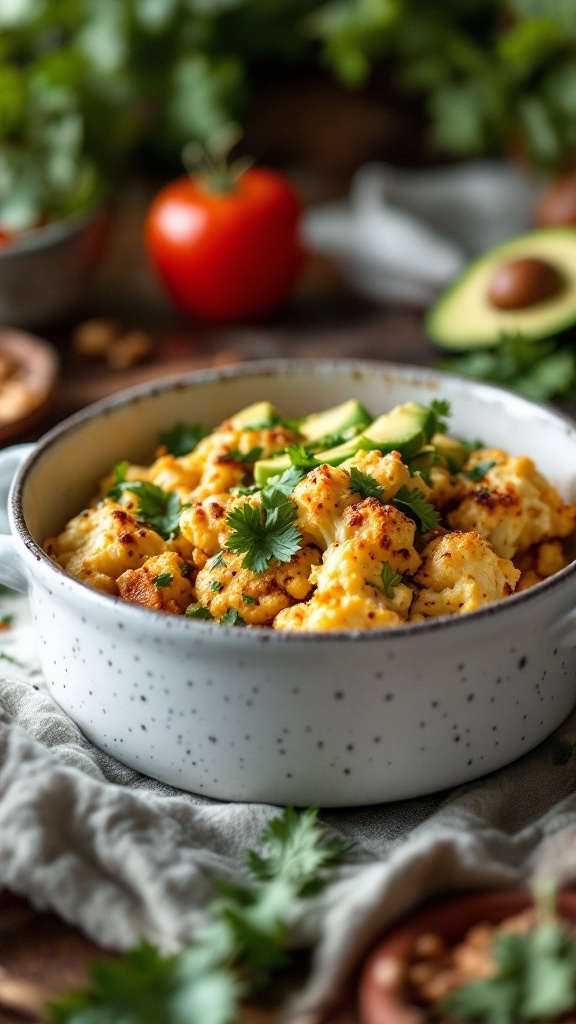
[3,0,576,232]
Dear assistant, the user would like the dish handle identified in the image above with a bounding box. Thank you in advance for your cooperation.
[0,443,34,593]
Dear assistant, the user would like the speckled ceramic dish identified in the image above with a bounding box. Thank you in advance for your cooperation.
[1,359,576,806]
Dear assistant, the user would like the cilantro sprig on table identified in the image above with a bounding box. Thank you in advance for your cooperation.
[47,807,350,1024]
[107,463,184,541]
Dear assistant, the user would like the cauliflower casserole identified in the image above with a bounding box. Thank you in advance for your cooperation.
[43,398,576,631]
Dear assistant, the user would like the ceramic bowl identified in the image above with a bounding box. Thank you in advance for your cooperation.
[0,206,109,328]
[2,359,576,807]
[358,889,576,1023]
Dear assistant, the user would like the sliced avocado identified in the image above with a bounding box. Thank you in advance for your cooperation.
[298,398,372,443]
[230,401,278,430]
[316,402,435,464]
[432,434,470,472]
[426,227,576,351]
[254,402,434,484]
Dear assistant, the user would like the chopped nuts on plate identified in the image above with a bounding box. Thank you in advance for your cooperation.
[0,329,59,443]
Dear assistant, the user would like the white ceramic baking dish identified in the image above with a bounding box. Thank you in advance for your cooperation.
[2,359,576,806]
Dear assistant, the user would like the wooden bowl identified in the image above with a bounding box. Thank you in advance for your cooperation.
[0,329,59,444]
[358,889,576,1024]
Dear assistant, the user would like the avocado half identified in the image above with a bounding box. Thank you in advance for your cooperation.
[426,227,576,351]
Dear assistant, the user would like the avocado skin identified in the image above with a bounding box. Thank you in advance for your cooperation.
[426,227,576,352]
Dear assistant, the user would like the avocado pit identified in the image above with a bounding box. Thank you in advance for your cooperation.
[488,256,565,311]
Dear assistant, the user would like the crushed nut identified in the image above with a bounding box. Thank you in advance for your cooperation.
[0,380,40,424]
[73,318,120,357]
[106,330,153,369]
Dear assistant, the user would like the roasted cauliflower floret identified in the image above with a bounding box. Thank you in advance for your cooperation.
[515,539,570,592]
[181,422,300,502]
[44,501,165,593]
[195,545,321,626]
[179,495,231,566]
[410,531,520,620]
[275,498,421,631]
[343,448,428,498]
[448,449,576,559]
[274,591,404,631]
[292,463,356,550]
[117,551,194,613]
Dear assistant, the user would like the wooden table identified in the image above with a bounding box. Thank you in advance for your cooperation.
[1,177,433,1024]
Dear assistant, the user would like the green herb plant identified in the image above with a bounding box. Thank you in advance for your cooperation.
[47,806,349,1024]
[438,333,576,404]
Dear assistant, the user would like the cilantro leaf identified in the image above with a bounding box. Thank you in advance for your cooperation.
[392,485,440,533]
[224,501,302,573]
[208,553,226,569]
[153,572,173,589]
[348,466,384,502]
[159,423,208,457]
[225,447,263,465]
[220,609,246,627]
[245,807,351,897]
[210,581,224,593]
[428,399,451,435]
[242,593,258,605]
[185,604,215,621]
[375,562,404,600]
[261,466,307,505]
[285,445,321,472]
[464,459,497,482]
[108,466,183,541]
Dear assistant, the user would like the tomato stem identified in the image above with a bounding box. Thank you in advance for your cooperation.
[182,124,252,195]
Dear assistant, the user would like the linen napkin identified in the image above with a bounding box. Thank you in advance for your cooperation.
[302,160,543,306]
[3,587,576,1022]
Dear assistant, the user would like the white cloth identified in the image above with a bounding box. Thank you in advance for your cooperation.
[302,161,544,306]
[3,588,576,1021]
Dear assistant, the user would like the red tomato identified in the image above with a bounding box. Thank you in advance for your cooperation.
[144,168,305,323]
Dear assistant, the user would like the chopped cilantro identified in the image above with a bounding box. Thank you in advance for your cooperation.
[181,562,192,577]
[0,651,23,667]
[210,581,224,593]
[0,614,13,628]
[108,465,183,541]
[225,447,263,464]
[153,572,173,589]
[349,467,384,502]
[230,484,262,496]
[376,562,404,600]
[261,466,307,504]
[208,552,226,569]
[392,485,440,533]
[428,398,451,435]
[158,422,208,457]
[220,609,246,627]
[285,444,321,472]
[464,459,498,482]
[185,604,214,621]
[224,500,302,573]
[242,593,258,605]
